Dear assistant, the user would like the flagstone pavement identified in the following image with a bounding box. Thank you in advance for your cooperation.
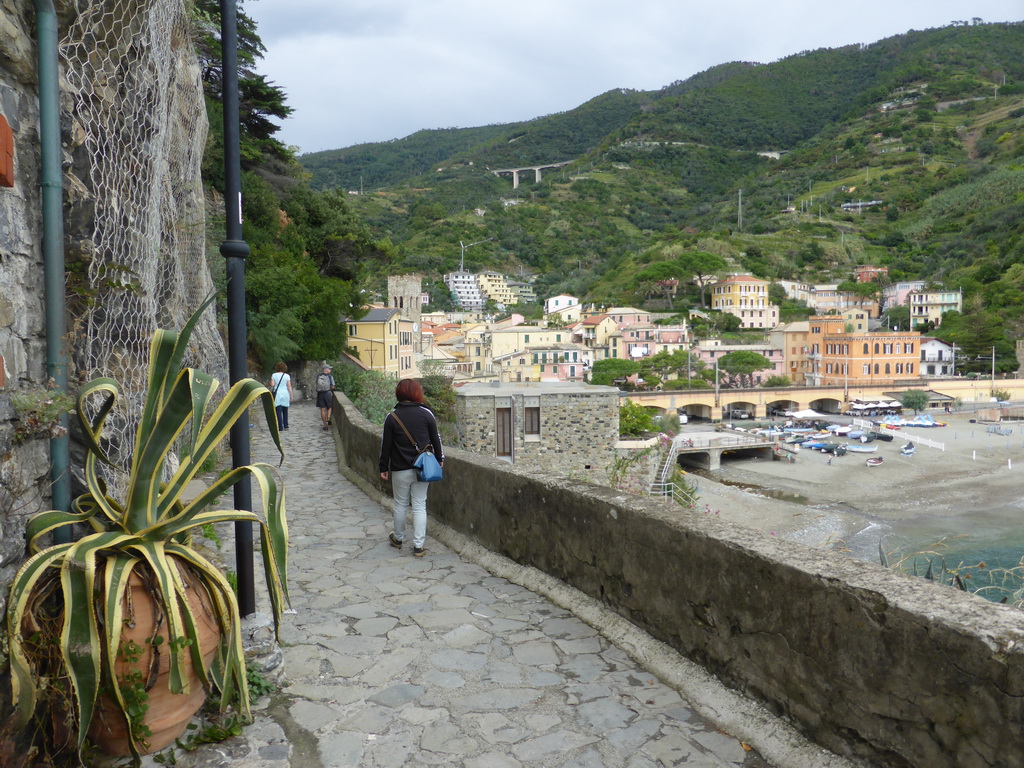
[140,402,856,768]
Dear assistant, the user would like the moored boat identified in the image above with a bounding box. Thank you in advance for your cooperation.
[865,456,884,466]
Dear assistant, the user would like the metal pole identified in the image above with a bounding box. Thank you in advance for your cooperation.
[35,0,70,540]
[220,0,255,617]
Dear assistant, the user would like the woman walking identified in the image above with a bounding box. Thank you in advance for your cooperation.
[379,379,444,557]
[269,362,293,431]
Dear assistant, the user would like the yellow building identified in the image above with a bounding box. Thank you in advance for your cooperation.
[710,275,779,328]
[574,314,618,351]
[909,289,962,329]
[346,308,415,378]
[489,326,572,358]
[476,272,518,309]
[769,321,812,384]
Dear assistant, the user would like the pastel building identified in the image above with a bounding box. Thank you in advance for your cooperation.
[492,343,593,383]
[920,338,957,377]
[769,321,812,385]
[908,289,962,329]
[346,308,416,378]
[444,272,485,310]
[476,271,518,309]
[854,265,888,283]
[805,311,922,387]
[881,280,925,311]
[691,339,785,385]
[776,281,879,318]
[604,307,653,328]
[710,275,779,329]
[612,326,690,362]
[544,294,579,315]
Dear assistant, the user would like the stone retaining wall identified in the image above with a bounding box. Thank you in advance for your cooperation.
[335,392,1024,768]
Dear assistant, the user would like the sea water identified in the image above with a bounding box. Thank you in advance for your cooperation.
[844,499,1024,603]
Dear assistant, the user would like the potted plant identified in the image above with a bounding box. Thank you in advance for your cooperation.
[5,296,289,760]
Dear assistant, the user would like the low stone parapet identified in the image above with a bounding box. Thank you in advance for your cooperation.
[333,392,1024,768]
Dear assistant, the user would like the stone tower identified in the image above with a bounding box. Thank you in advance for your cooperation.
[387,274,424,324]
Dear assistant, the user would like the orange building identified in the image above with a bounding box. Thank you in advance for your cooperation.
[806,311,921,387]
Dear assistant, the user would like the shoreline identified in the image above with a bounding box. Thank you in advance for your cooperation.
[684,413,1024,553]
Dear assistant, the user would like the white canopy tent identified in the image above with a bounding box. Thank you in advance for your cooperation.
[787,409,828,419]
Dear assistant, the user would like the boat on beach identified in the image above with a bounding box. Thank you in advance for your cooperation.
[865,456,884,467]
[845,443,878,453]
[869,431,894,442]
[901,442,916,456]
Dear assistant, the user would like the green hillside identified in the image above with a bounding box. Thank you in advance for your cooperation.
[300,22,1024,371]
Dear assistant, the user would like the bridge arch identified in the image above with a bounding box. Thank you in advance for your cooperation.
[678,403,713,422]
[722,398,757,419]
[810,397,843,414]
[767,398,800,416]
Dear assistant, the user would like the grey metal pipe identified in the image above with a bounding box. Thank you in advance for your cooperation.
[35,0,71,534]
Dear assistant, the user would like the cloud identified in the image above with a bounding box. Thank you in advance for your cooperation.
[243,0,1020,153]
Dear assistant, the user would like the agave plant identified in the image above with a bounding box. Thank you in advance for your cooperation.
[6,296,288,758]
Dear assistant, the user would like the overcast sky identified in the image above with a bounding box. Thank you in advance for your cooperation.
[244,1,1020,155]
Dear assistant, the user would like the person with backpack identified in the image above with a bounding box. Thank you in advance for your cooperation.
[315,364,335,431]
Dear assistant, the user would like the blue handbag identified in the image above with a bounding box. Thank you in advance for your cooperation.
[391,411,443,483]
[413,450,443,482]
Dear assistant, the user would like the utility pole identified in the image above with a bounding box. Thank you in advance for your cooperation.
[459,237,493,272]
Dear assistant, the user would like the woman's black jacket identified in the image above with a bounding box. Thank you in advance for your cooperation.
[378,401,444,473]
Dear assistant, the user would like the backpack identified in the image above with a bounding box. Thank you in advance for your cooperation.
[316,373,333,392]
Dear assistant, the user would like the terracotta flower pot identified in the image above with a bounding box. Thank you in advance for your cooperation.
[87,563,222,756]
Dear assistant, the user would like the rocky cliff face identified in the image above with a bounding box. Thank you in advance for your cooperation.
[0,0,53,615]
[0,0,223,634]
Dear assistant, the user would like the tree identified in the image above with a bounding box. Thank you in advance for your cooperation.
[619,399,657,437]
[880,305,910,332]
[679,251,727,308]
[717,350,774,388]
[763,375,792,387]
[635,261,684,304]
[899,390,929,414]
[642,349,701,383]
[589,358,641,386]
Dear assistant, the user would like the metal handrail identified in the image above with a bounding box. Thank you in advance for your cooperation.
[649,481,698,508]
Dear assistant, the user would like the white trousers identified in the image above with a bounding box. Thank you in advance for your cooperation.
[391,469,428,548]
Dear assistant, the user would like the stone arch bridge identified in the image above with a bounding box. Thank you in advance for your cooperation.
[622,379,1024,421]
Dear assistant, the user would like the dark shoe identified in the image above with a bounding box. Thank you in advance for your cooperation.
[413,547,426,558]
[389,533,403,549]
[322,424,328,431]
[327,418,331,425]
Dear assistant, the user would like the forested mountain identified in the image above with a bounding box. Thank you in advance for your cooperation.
[298,21,1024,371]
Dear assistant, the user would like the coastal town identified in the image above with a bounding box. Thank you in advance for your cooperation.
[348,266,968,396]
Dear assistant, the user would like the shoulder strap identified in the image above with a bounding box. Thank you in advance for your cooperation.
[390,411,421,451]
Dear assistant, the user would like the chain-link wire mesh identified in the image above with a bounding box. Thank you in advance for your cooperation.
[60,0,227,474]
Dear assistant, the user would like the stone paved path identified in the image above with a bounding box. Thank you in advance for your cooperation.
[141,402,832,768]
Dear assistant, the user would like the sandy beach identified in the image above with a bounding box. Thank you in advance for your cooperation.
[684,412,1024,559]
